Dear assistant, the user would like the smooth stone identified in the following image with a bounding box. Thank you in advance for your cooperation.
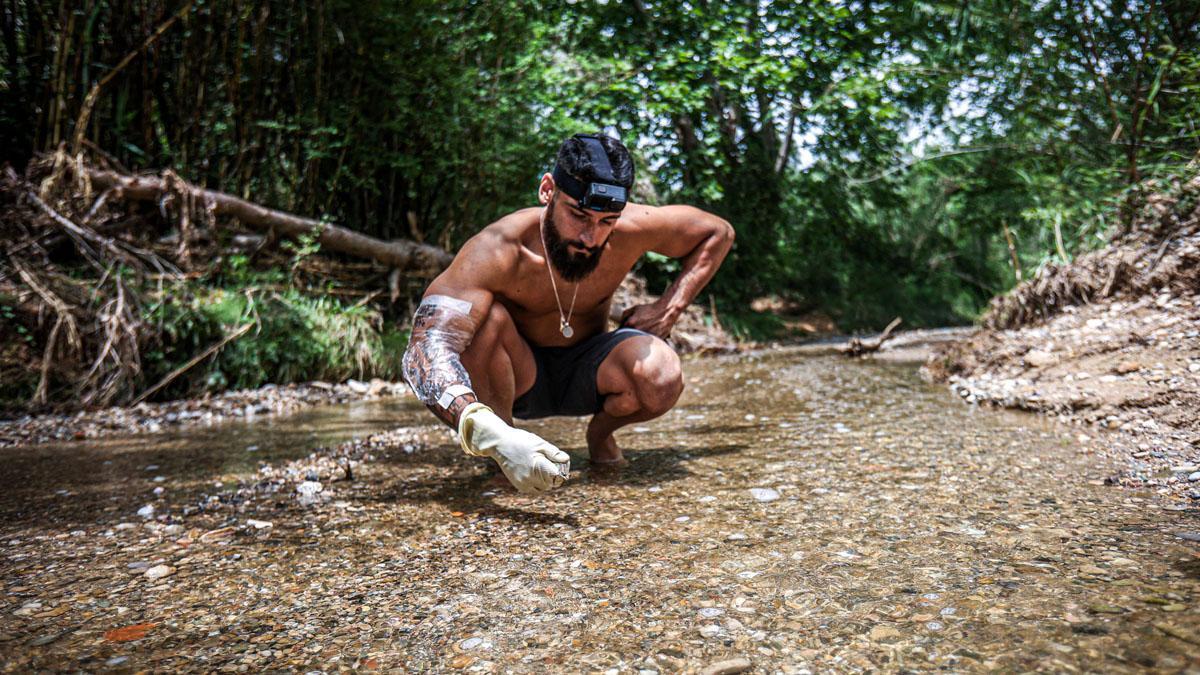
[749,488,780,502]
[869,625,902,641]
[698,657,752,675]
[144,564,175,581]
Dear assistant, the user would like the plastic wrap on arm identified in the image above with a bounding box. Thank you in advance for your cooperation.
[401,295,479,409]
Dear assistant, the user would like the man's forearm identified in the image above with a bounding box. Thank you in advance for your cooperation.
[659,218,735,319]
[401,296,480,429]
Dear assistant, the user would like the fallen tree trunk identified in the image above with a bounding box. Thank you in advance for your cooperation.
[82,167,454,275]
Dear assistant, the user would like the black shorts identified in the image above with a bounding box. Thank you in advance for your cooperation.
[512,328,653,419]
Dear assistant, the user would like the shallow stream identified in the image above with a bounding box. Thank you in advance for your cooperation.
[2,348,1199,672]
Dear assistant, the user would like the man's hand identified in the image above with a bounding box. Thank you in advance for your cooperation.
[619,300,679,340]
[458,402,570,494]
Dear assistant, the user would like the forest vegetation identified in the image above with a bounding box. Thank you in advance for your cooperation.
[1,0,1198,410]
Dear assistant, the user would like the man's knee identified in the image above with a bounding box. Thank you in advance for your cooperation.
[633,339,683,415]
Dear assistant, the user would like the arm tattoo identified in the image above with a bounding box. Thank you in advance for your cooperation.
[401,296,480,428]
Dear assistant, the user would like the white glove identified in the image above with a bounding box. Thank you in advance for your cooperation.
[457,402,570,494]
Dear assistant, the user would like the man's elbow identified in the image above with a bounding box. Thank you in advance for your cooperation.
[714,217,735,248]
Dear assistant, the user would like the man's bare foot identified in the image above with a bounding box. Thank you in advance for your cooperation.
[586,429,628,466]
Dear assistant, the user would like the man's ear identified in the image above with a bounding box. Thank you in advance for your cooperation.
[538,173,555,205]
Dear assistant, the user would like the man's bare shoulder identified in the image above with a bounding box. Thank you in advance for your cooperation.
[617,203,711,243]
[446,208,540,283]
[619,203,708,232]
[615,203,732,259]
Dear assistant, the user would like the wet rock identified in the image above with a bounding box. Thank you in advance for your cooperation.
[1024,350,1058,367]
[748,488,780,502]
[28,631,69,647]
[136,504,155,519]
[698,657,752,675]
[458,637,484,651]
[868,626,903,642]
[296,481,323,506]
[143,565,175,581]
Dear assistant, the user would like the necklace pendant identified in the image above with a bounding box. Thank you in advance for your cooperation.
[560,322,574,339]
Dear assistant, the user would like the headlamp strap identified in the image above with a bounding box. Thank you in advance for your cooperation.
[552,134,617,202]
[578,134,616,183]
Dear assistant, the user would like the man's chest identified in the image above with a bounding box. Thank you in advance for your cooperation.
[500,253,638,320]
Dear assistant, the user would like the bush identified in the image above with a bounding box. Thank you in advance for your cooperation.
[143,280,408,400]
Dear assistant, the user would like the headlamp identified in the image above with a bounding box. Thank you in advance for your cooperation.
[551,134,628,212]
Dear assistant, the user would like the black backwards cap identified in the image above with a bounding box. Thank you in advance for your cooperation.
[552,134,629,213]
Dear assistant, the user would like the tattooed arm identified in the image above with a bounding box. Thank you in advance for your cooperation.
[400,230,509,428]
[400,231,570,494]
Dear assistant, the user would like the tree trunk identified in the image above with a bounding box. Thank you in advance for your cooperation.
[83,167,455,275]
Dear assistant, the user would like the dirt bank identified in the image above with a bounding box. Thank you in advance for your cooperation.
[926,172,1200,494]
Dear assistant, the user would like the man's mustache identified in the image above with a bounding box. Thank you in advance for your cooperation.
[564,240,604,255]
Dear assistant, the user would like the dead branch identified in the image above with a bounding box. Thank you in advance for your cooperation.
[8,166,176,274]
[81,166,454,275]
[840,317,903,357]
[9,259,82,405]
[132,321,254,405]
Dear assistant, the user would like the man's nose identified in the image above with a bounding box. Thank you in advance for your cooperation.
[578,228,597,247]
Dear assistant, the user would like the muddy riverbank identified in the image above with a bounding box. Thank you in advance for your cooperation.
[927,174,1200,497]
[2,348,1198,672]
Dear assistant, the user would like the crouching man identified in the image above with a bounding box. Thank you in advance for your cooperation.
[401,133,733,494]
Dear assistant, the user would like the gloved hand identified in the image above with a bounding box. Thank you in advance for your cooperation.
[457,402,570,494]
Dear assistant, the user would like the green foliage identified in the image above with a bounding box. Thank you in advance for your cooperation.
[142,280,407,399]
[4,0,1198,336]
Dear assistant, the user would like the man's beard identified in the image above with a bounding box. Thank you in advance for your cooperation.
[543,199,607,283]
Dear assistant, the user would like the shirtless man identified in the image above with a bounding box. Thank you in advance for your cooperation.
[401,133,734,494]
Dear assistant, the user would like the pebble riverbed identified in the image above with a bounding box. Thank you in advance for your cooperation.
[1,347,1199,672]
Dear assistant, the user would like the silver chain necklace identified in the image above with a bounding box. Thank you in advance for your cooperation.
[539,223,579,338]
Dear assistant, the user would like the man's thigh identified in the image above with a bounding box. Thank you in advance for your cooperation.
[460,301,538,400]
